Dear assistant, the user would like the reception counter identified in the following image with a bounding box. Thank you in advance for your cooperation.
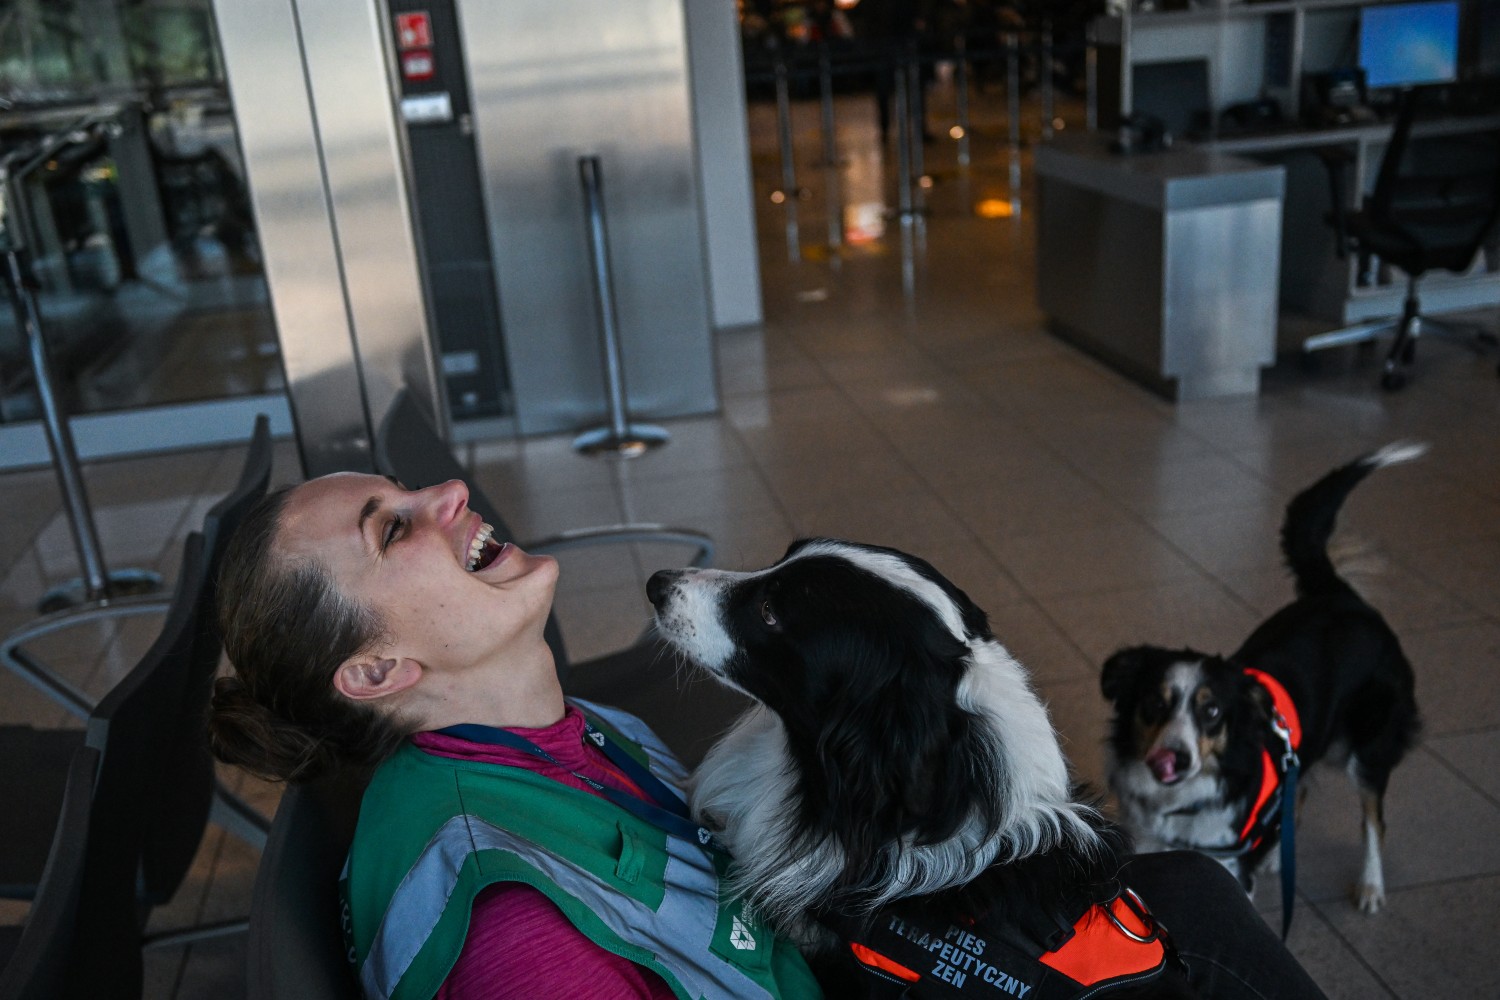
[1035,134,1286,400]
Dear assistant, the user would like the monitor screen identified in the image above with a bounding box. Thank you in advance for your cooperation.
[1131,59,1211,137]
[1360,1,1460,90]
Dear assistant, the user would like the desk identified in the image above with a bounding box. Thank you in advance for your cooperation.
[1035,134,1286,400]
[1208,113,1500,329]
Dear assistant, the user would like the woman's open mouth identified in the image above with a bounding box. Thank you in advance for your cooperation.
[466,523,507,572]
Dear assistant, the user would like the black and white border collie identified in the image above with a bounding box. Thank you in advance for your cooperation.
[1100,443,1424,915]
[648,540,1189,996]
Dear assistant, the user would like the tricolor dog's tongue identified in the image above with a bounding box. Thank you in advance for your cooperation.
[1146,747,1180,783]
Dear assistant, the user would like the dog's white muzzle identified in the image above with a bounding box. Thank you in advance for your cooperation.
[647,568,740,675]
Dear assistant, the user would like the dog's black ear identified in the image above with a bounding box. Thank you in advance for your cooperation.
[1100,647,1151,703]
[1245,673,1275,721]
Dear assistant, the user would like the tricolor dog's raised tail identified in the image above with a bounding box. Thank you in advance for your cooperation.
[1280,441,1429,600]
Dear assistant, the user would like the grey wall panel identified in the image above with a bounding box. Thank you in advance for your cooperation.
[459,0,717,435]
[685,0,763,329]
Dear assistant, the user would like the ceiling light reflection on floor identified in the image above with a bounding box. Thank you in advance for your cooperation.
[975,198,1016,219]
[844,201,886,243]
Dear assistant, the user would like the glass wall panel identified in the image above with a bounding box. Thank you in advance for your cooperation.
[0,0,279,427]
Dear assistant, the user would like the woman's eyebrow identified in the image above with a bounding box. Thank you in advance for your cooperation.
[357,495,382,536]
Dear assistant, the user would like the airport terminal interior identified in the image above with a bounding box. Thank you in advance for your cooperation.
[3,1,1500,998]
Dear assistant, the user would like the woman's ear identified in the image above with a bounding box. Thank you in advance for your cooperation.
[334,656,422,703]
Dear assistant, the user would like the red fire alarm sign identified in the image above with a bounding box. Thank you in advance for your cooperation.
[401,49,435,81]
[395,12,432,50]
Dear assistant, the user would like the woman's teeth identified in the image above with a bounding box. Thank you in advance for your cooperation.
[466,523,495,572]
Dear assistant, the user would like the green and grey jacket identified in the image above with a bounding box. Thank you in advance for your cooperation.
[340,700,823,1000]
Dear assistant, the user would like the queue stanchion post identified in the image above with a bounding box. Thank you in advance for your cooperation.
[954,32,972,170]
[1086,22,1098,132]
[906,55,925,202]
[0,119,160,615]
[773,51,801,262]
[892,50,915,225]
[1006,32,1022,217]
[572,156,667,459]
[1041,21,1056,141]
[818,44,844,251]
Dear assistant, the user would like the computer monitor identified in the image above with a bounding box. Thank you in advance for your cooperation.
[1130,59,1211,138]
[1359,1,1460,91]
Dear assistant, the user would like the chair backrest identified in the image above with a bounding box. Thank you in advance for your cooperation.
[375,390,572,674]
[246,774,368,1000]
[141,414,274,904]
[1368,98,1500,269]
[64,533,208,999]
[0,746,99,1000]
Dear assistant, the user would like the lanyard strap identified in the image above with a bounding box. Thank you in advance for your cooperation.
[437,717,723,853]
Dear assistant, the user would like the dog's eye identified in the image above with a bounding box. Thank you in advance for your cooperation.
[1203,703,1222,722]
[761,600,778,627]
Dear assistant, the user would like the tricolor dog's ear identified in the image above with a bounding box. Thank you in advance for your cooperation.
[1100,646,1153,703]
[1244,672,1275,720]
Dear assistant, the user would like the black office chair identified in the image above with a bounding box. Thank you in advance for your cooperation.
[0,746,98,1000]
[246,774,367,1000]
[374,389,746,768]
[1305,96,1500,389]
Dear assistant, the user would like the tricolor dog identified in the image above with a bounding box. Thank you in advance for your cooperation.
[1101,443,1424,915]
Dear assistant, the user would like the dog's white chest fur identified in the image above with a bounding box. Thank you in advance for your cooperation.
[1112,764,1247,878]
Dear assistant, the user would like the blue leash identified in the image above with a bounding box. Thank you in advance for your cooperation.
[1270,711,1300,942]
[1278,762,1298,940]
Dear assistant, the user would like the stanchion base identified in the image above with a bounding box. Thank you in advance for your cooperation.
[573,424,670,459]
[38,569,163,615]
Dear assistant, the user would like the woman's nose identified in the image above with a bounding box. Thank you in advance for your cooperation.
[420,479,470,524]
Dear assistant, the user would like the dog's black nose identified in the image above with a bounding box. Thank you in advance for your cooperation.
[647,570,677,609]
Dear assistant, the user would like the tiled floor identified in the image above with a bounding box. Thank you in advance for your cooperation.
[4,79,1500,998]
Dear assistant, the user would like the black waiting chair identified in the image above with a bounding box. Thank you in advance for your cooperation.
[0,534,206,999]
[1,416,274,852]
[246,774,367,1000]
[0,416,274,996]
[1304,96,1500,389]
[0,746,98,1000]
[375,389,748,767]
[151,414,276,863]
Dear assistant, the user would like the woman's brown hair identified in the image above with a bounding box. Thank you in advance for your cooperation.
[209,484,412,783]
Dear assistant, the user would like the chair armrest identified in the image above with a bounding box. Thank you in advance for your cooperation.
[523,524,714,569]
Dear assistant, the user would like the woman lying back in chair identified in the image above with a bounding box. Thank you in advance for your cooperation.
[208,473,824,1000]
